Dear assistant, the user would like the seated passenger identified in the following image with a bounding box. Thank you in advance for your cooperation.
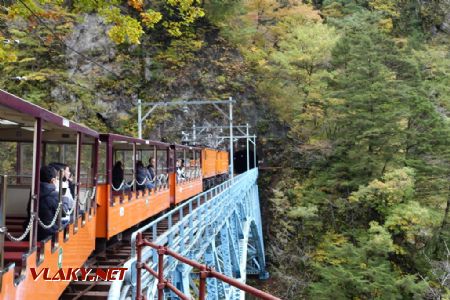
[147,157,156,181]
[176,159,186,181]
[38,165,60,240]
[49,163,75,223]
[112,161,125,191]
[136,160,154,190]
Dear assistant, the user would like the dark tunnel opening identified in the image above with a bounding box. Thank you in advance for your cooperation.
[233,149,258,174]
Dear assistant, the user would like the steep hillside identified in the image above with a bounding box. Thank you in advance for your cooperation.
[1,0,449,298]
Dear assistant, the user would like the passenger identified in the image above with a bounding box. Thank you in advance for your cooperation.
[37,165,60,240]
[147,157,156,181]
[176,159,186,181]
[136,160,154,190]
[112,161,125,190]
[50,163,75,198]
[49,163,74,224]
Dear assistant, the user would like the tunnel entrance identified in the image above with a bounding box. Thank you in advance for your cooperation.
[233,149,258,174]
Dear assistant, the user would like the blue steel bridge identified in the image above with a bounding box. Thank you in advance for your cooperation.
[106,168,271,300]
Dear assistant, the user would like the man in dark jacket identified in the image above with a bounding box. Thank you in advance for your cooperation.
[136,160,154,190]
[147,157,156,181]
[38,165,60,240]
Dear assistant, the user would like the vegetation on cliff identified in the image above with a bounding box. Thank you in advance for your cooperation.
[0,0,449,298]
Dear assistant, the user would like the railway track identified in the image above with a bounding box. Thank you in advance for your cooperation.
[60,197,208,300]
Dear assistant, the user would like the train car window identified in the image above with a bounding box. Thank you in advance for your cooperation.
[79,142,94,212]
[97,142,107,184]
[157,149,168,174]
[140,145,156,170]
[0,142,17,183]
[45,144,61,165]
[1,141,33,217]
[19,142,33,185]
[113,142,134,183]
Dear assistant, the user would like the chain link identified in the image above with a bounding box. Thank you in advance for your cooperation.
[38,200,62,229]
[79,189,91,205]
[90,186,97,200]
[4,215,35,242]
[112,180,125,192]
[124,179,136,188]
[64,201,75,216]
[136,177,148,186]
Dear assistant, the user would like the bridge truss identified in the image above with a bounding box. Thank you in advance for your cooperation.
[108,169,268,299]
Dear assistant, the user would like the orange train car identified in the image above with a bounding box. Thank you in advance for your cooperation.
[95,134,173,240]
[0,89,230,299]
[216,149,229,177]
[0,90,98,300]
[171,144,203,205]
[202,148,229,189]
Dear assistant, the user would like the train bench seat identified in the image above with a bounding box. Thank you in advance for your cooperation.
[6,185,31,217]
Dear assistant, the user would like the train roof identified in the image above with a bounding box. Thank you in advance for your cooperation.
[0,89,99,138]
[100,133,170,149]
[171,143,203,151]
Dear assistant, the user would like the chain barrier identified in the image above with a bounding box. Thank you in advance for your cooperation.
[112,180,125,192]
[38,200,62,229]
[136,177,148,186]
[2,214,35,242]
[78,188,92,206]
[124,179,136,189]
[90,186,97,200]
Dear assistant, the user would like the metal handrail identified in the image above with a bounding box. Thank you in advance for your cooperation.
[109,170,256,299]
[135,233,279,300]
[129,172,244,258]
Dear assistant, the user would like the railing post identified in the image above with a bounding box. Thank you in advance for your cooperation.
[158,246,165,300]
[56,170,63,246]
[0,175,7,288]
[199,266,207,300]
[136,232,143,300]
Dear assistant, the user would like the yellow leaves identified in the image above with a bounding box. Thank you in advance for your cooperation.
[349,168,415,211]
[18,57,36,63]
[163,21,182,37]
[379,18,394,33]
[140,10,162,28]
[0,46,17,64]
[101,7,144,44]
[368,0,400,17]
[0,34,17,63]
[128,0,144,11]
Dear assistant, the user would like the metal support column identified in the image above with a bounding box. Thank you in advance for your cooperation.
[246,124,250,171]
[205,242,219,300]
[229,97,234,178]
[253,137,257,168]
[193,120,196,146]
[138,99,142,139]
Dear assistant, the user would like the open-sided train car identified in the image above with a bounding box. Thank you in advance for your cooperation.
[171,144,203,205]
[202,148,229,189]
[96,134,172,240]
[0,90,231,299]
[0,89,98,300]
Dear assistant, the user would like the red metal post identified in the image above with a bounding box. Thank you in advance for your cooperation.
[136,232,143,300]
[199,266,208,300]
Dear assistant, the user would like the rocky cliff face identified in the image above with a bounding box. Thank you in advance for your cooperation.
[60,13,280,151]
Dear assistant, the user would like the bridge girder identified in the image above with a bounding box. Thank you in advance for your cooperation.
[109,169,267,300]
